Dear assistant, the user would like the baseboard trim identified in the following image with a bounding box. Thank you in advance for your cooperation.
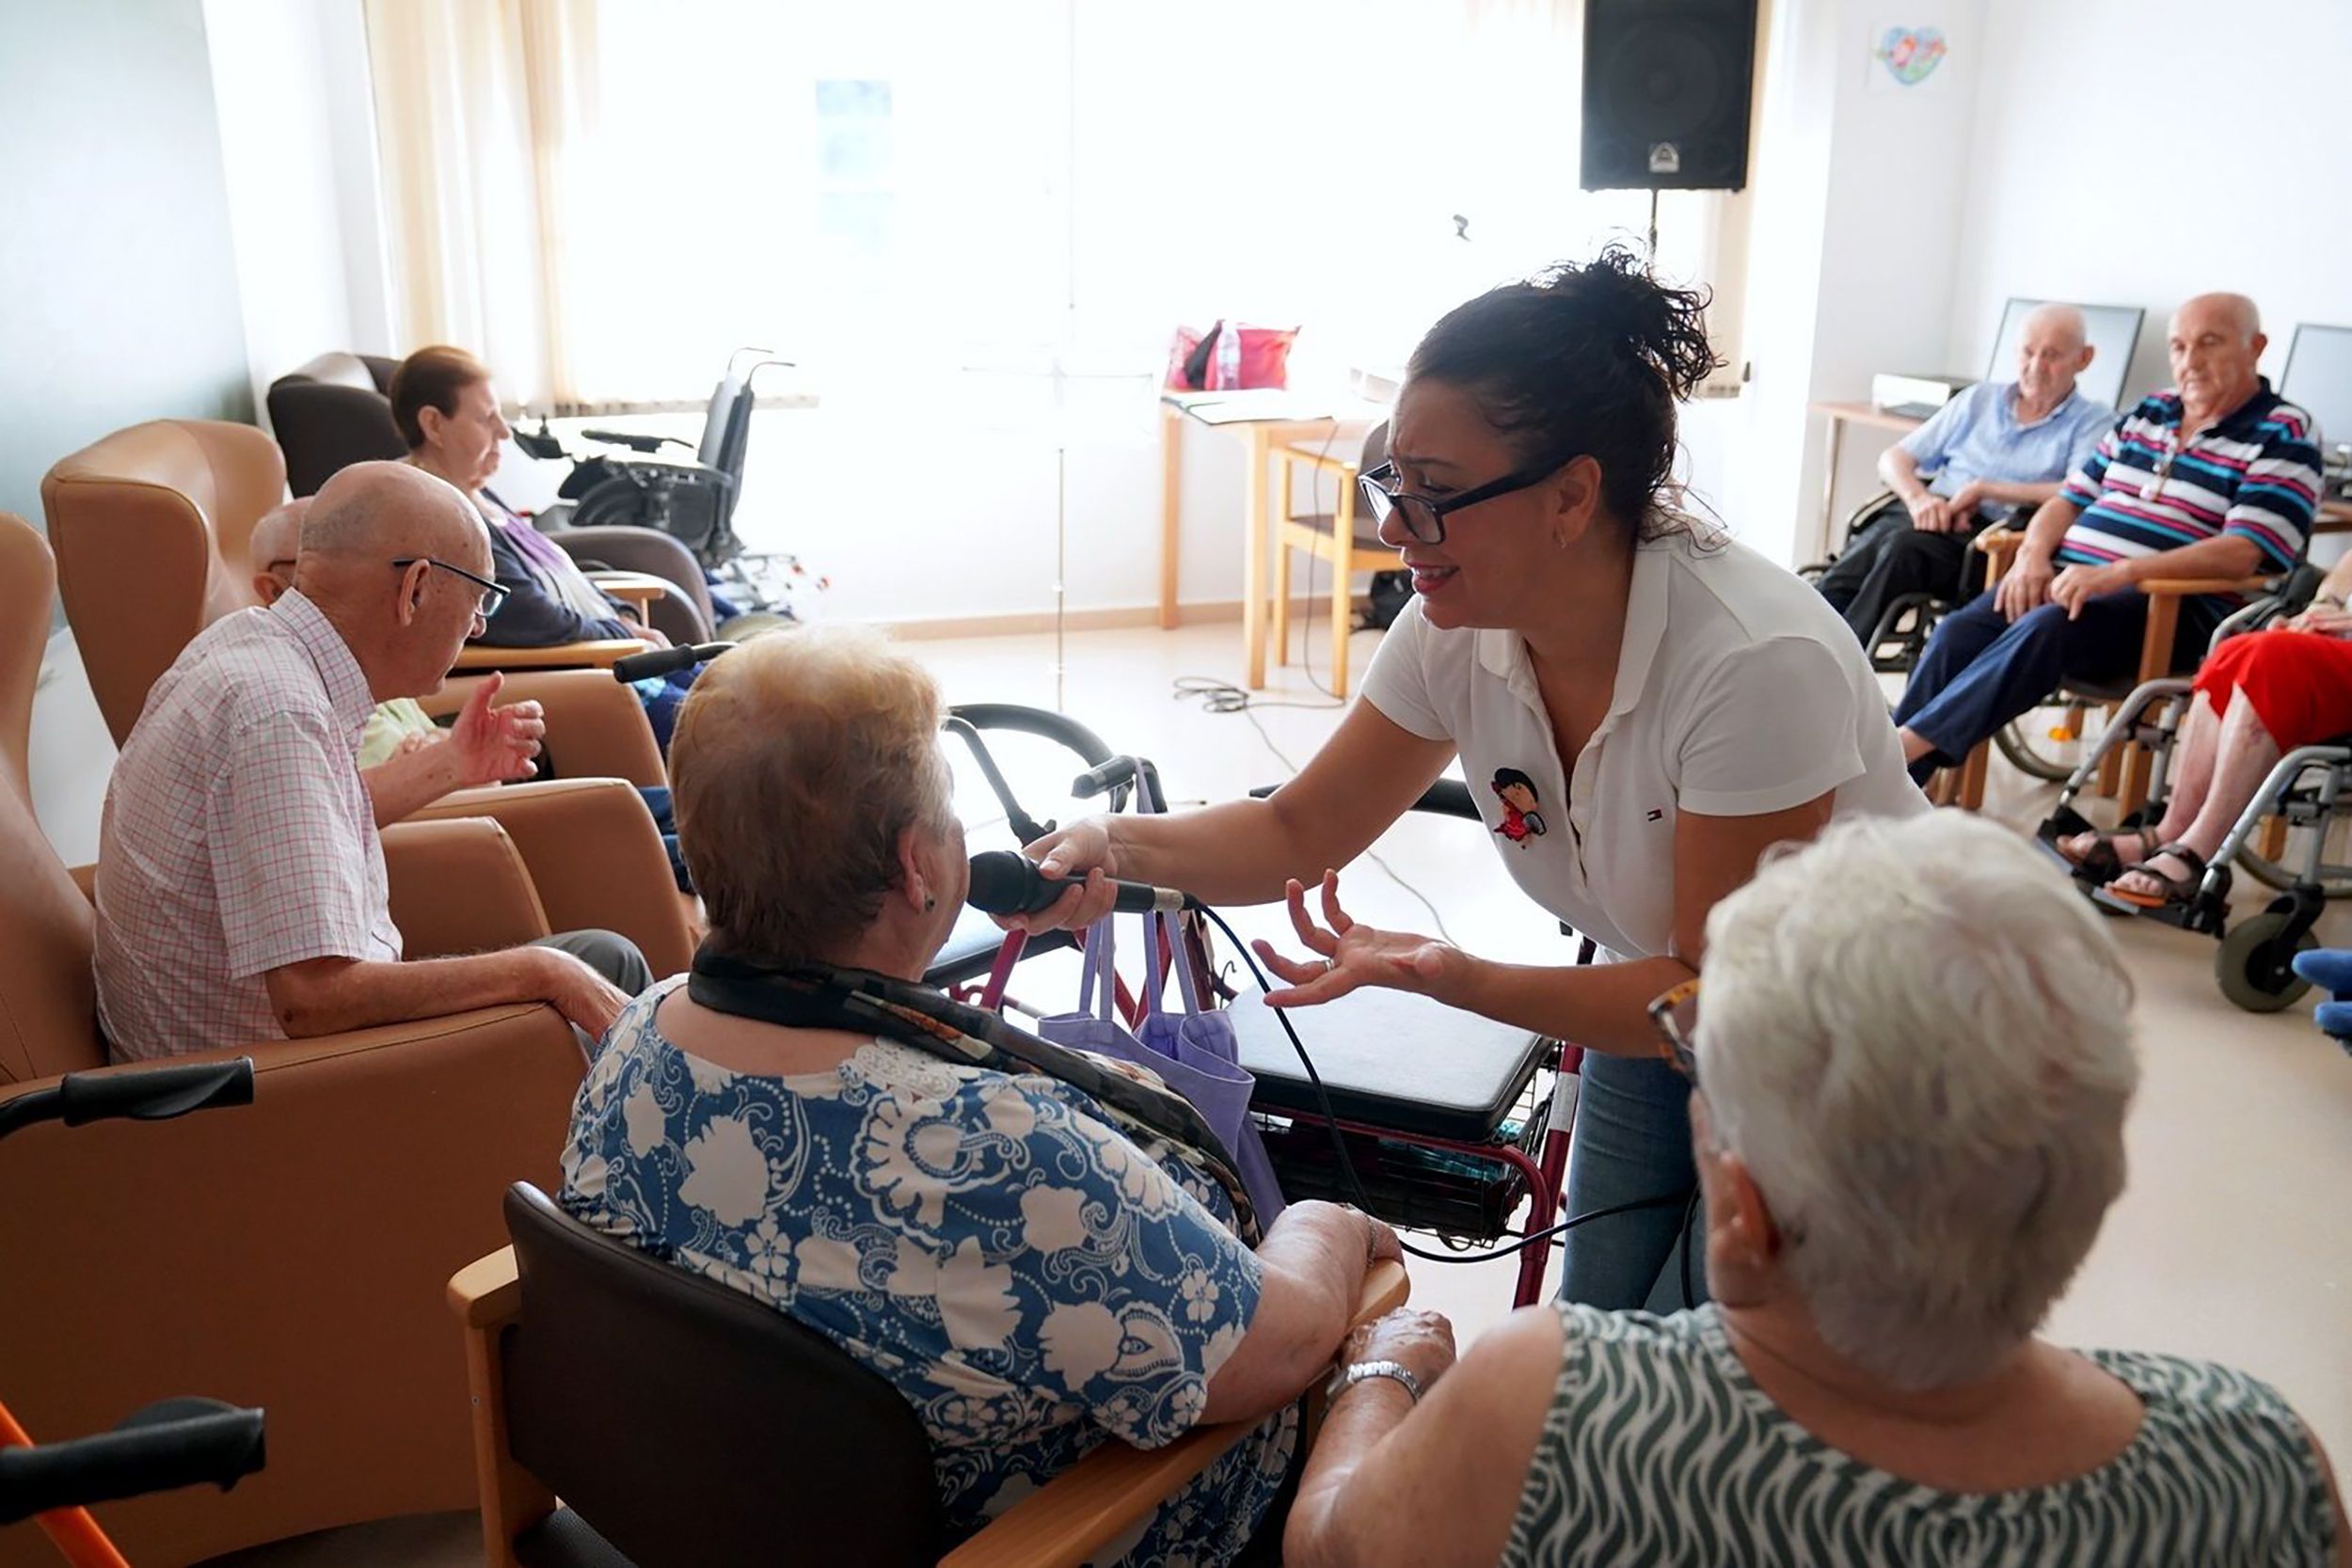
[875,594,1365,641]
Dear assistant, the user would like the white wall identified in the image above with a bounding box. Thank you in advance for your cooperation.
[202,0,392,422]
[1946,0,2352,403]
[1692,0,1987,567]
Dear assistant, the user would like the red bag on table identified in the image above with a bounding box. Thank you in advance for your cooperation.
[1166,320,1298,390]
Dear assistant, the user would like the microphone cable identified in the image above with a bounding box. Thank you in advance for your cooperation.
[1193,904,1695,1273]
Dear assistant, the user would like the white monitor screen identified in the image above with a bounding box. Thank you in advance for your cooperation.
[2282,323,2352,455]
[1984,299,2144,414]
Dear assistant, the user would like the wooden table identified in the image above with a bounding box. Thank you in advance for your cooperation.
[1807,400,1925,560]
[2314,497,2352,533]
[1159,390,1387,688]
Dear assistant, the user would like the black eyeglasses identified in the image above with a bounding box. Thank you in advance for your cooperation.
[392,557,508,617]
[1356,459,1565,546]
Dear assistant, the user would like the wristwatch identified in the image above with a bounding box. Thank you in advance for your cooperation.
[1326,1358,1424,1406]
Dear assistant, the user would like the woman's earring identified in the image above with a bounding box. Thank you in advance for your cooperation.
[923,896,938,911]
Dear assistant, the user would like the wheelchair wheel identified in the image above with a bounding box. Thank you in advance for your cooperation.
[2214,911,2317,1013]
[1994,701,2095,784]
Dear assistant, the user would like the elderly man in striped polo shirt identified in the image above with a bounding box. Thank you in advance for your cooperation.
[1894,293,2322,783]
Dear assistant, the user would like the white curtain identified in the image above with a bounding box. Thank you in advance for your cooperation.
[365,0,1748,414]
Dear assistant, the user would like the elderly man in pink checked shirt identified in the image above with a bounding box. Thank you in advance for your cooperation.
[93,461,651,1061]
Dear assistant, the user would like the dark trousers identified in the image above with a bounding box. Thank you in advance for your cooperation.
[1894,588,2225,780]
[1815,499,1989,648]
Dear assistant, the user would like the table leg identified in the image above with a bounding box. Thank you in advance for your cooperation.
[1819,414,1844,563]
[1159,404,1183,630]
[1244,426,1269,689]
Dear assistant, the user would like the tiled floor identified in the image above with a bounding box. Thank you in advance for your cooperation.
[204,619,2350,1566]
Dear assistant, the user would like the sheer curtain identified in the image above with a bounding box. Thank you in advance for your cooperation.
[364,0,1748,416]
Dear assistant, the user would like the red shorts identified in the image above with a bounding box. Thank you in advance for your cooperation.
[2193,629,2352,750]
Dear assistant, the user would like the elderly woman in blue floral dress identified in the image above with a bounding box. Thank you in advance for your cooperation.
[560,625,1398,1565]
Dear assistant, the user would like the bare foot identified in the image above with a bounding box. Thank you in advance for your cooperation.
[2109,848,2201,904]
[2058,828,2153,870]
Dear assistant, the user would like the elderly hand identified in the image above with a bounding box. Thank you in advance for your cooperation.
[1947,481,1990,520]
[447,672,545,786]
[533,947,630,1040]
[392,730,439,759]
[2048,562,2135,619]
[1338,1308,1458,1397]
[2286,606,2352,639]
[1905,492,1954,533]
[1252,871,1454,1009]
[1994,549,2057,621]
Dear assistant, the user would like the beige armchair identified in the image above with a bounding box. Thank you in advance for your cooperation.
[38,422,692,973]
[0,515,590,1567]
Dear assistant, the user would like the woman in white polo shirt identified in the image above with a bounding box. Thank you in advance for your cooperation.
[1017,248,1925,1310]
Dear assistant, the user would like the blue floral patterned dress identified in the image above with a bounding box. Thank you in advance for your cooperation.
[561,979,1296,1565]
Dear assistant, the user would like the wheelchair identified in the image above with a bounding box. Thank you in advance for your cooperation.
[2030,564,2352,1012]
[1799,489,2022,678]
[517,347,812,615]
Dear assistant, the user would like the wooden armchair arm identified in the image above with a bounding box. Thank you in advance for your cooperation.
[584,570,672,618]
[1972,525,2022,576]
[2137,575,2278,599]
[452,639,647,673]
[944,1259,1411,1568]
[446,1252,1408,1568]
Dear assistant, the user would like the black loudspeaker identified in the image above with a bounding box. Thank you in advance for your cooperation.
[1581,0,1757,192]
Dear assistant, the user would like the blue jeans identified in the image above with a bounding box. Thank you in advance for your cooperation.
[1896,587,2222,780]
[1556,1053,1706,1310]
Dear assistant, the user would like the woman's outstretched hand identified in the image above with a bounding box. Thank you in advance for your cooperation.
[1252,870,1454,1009]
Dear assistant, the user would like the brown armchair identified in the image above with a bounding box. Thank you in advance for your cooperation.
[0,514,590,1568]
[37,429,692,971]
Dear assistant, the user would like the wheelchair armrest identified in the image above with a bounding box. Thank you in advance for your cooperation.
[612,455,734,491]
[580,428,690,454]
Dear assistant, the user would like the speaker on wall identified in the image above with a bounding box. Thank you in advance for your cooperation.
[1581,0,1758,192]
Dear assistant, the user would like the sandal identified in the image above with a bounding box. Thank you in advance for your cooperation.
[2055,825,2160,883]
[2098,844,2210,911]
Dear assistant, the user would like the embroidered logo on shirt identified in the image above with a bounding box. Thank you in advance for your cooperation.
[1646,808,1664,822]
[1491,768,1548,847]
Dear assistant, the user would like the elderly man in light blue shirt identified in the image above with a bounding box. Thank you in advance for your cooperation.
[1818,302,2114,652]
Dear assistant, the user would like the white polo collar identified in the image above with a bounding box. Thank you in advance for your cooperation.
[1472,537,1672,724]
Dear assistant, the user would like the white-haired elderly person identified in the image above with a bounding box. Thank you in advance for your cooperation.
[559,625,1410,1565]
[1281,813,2347,1568]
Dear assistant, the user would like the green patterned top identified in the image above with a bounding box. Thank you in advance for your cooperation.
[1504,1303,2336,1567]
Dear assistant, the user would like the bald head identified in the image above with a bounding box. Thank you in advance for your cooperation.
[303,460,486,569]
[2015,302,2094,410]
[2022,302,2087,353]
[2175,293,2261,345]
[248,498,308,578]
[291,461,497,702]
[2169,293,2266,426]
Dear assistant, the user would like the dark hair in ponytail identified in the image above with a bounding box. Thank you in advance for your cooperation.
[1406,245,1719,538]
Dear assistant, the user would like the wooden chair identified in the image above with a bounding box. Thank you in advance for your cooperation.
[1273,424,1391,698]
[1949,529,2277,813]
[452,1183,1409,1568]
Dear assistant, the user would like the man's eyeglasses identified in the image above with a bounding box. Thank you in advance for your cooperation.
[1646,976,1700,1081]
[392,557,508,617]
[1356,459,1565,546]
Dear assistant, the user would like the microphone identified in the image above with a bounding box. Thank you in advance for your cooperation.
[611,641,732,682]
[964,849,1194,917]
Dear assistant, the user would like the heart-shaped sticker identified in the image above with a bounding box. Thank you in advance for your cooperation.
[1877,25,1948,86]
